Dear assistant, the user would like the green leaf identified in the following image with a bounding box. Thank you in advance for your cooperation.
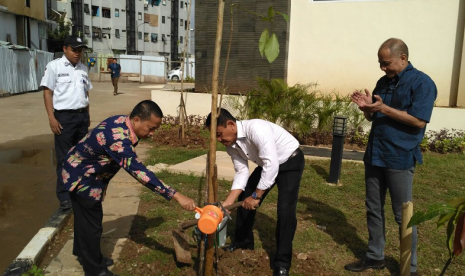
[259,29,269,58]
[447,217,455,257]
[407,203,455,228]
[276,11,289,23]
[438,212,456,229]
[449,197,465,208]
[268,6,276,19]
[264,33,279,63]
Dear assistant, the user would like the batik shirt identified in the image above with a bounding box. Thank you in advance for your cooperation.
[62,115,176,202]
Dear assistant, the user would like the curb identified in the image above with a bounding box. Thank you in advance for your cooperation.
[2,208,72,276]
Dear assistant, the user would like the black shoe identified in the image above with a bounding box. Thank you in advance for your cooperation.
[273,267,289,276]
[84,268,118,276]
[78,256,114,267]
[222,243,254,252]
[59,200,72,210]
[344,257,385,272]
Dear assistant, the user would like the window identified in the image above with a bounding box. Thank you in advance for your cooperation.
[138,12,142,20]
[162,16,165,24]
[185,24,187,30]
[180,1,183,8]
[115,29,120,38]
[180,36,183,44]
[144,33,149,42]
[102,8,111,18]
[92,6,99,16]
[84,4,90,14]
[92,31,100,39]
[25,0,30,7]
[162,34,166,43]
[84,25,90,35]
[115,9,119,17]
[103,33,111,39]
[163,0,166,6]
[151,33,158,43]
[180,19,183,26]
[138,32,142,40]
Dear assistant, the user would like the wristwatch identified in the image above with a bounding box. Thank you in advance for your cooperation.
[252,191,262,200]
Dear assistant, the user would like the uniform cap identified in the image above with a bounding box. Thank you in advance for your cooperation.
[63,35,88,48]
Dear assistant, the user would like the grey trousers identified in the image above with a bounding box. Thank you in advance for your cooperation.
[365,164,417,272]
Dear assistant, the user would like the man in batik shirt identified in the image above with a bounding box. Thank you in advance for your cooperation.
[63,100,196,276]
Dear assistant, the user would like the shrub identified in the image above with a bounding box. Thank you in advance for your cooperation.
[424,129,465,154]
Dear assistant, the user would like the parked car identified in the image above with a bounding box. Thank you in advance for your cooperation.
[167,67,182,81]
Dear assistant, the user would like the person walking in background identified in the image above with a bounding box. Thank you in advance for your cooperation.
[63,100,196,276]
[344,38,437,276]
[108,58,121,96]
[40,35,92,210]
[206,108,305,276]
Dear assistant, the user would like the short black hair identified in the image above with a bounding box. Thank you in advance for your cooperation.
[205,108,236,128]
[113,58,117,61]
[130,100,163,121]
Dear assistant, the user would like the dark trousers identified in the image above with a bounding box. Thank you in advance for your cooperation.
[111,77,119,94]
[234,149,305,270]
[70,190,107,275]
[365,165,417,272]
[54,111,89,202]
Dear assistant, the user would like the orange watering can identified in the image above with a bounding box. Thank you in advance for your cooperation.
[194,205,224,234]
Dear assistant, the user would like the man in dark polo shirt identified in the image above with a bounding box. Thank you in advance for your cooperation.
[108,58,121,96]
[344,38,437,276]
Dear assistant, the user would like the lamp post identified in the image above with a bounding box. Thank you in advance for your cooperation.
[328,116,347,184]
[137,22,148,83]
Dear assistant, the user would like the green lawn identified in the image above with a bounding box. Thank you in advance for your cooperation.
[114,149,465,276]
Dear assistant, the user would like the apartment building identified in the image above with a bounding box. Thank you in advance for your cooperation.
[0,0,50,51]
[54,0,190,60]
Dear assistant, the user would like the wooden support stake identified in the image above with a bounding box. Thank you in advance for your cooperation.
[203,0,226,274]
[400,202,413,276]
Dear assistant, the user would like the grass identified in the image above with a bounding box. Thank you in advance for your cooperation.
[114,148,465,276]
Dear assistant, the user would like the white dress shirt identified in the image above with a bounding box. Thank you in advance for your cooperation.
[40,55,92,110]
[227,120,300,191]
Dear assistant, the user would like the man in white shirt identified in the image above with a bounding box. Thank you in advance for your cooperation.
[206,109,305,276]
[40,35,92,210]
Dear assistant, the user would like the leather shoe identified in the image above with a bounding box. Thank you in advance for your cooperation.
[273,267,289,276]
[59,200,72,210]
[84,268,118,276]
[222,243,253,252]
[78,256,114,267]
[344,257,385,272]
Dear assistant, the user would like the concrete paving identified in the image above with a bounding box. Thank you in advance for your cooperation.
[0,81,159,275]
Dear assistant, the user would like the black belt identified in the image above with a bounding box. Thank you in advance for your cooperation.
[288,148,301,160]
[54,108,87,113]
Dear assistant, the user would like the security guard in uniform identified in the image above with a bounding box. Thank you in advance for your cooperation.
[40,35,92,210]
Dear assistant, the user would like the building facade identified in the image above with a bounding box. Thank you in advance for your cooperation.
[0,0,50,51]
[54,0,191,60]
[195,0,290,94]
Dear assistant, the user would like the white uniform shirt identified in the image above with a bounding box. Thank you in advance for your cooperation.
[226,120,300,191]
[40,55,92,110]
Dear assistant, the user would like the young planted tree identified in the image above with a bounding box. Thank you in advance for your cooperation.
[203,2,288,276]
[408,197,465,275]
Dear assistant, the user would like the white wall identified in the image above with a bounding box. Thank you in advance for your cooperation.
[288,0,463,107]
